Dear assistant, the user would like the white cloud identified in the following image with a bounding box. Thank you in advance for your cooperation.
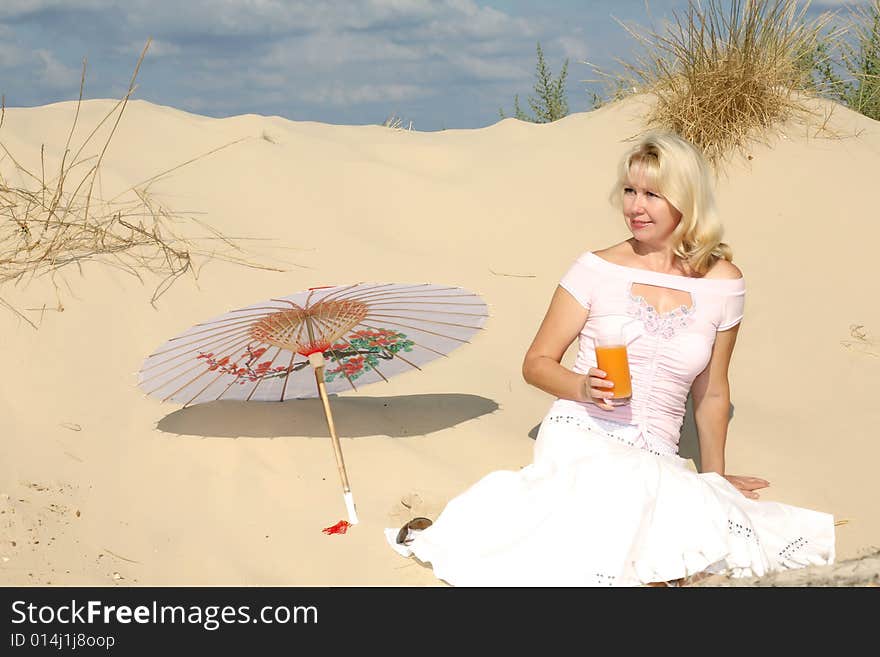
[123,1,342,36]
[250,71,287,87]
[303,82,427,105]
[0,28,24,68]
[448,53,524,80]
[124,39,181,58]
[0,44,23,68]
[556,36,589,62]
[412,2,535,40]
[0,0,110,18]
[264,31,423,70]
[35,48,80,88]
[112,0,536,41]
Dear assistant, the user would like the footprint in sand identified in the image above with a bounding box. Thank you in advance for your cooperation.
[388,492,444,529]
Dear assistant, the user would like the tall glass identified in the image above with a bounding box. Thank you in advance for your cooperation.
[594,330,632,405]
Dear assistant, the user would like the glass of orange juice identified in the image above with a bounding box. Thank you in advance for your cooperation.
[594,331,632,405]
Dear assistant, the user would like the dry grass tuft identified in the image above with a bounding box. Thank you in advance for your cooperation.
[381,114,414,131]
[592,0,838,166]
[0,41,281,328]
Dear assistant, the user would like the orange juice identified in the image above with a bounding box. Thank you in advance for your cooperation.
[595,345,632,400]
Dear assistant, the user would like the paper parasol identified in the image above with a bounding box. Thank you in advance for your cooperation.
[137,282,488,524]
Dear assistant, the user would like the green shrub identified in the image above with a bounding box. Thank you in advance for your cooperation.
[500,42,569,123]
[814,0,880,121]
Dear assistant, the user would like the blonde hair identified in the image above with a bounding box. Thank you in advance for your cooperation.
[609,132,732,275]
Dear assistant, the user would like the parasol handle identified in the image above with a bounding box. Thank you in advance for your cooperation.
[309,352,359,525]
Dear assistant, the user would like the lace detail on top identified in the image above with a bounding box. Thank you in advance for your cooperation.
[627,293,696,339]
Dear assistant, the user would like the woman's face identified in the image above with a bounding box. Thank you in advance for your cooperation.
[622,165,683,245]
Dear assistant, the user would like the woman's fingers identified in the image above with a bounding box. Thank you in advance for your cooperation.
[733,483,759,499]
[588,387,614,409]
[588,369,613,387]
[724,474,769,499]
[730,475,770,490]
[585,369,614,410]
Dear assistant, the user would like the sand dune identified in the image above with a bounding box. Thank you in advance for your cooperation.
[1,95,877,585]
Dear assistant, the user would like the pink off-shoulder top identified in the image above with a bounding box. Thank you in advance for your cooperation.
[550,251,746,456]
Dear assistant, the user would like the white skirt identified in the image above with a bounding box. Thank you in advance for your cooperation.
[390,411,836,586]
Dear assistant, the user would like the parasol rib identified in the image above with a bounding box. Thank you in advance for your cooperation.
[335,292,481,303]
[376,342,423,372]
[355,320,451,358]
[325,285,453,305]
[142,326,256,372]
[214,341,283,402]
[365,299,487,307]
[359,317,472,343]
[151,335,259,401]
[197,305,294,321]
[363,307,488,318]
[309,282,395,305]
[187,312,288,333]
[151,320,262,356]
[141,332,257,391]
[278,349,298,402]
[242,344,288,401]
[365,313,486,331]
[181,343,264,408]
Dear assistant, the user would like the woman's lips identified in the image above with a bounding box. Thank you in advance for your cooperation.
[631,219,652,229]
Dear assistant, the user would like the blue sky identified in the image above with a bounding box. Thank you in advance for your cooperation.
[0,0,866,131]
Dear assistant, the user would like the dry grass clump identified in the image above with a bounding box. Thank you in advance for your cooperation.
[381,114,414,131]
[597,0,838,165]
[0,44,279,328]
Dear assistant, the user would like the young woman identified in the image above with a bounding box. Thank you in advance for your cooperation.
[390,132,835,586]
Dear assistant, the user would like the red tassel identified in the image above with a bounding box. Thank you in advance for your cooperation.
[322,520,351,535]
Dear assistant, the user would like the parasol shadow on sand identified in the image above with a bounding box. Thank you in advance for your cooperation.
[154,393,499,439]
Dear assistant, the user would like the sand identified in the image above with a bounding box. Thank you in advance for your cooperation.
[1,94,878,586]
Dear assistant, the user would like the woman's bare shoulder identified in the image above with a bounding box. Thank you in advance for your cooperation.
[704,258,743,280]
[592,241,632,264]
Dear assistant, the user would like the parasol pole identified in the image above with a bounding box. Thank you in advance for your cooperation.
[304,318,358,525]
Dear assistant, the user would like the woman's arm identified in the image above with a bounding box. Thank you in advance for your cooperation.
[522,286,615,410]
[691,324,769,498]
[691,325,738,475]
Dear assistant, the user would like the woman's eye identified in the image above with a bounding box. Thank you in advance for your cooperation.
[623,188,634,194]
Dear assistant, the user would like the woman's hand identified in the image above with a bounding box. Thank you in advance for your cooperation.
[584,368,616,411]
[723,475,770,500]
